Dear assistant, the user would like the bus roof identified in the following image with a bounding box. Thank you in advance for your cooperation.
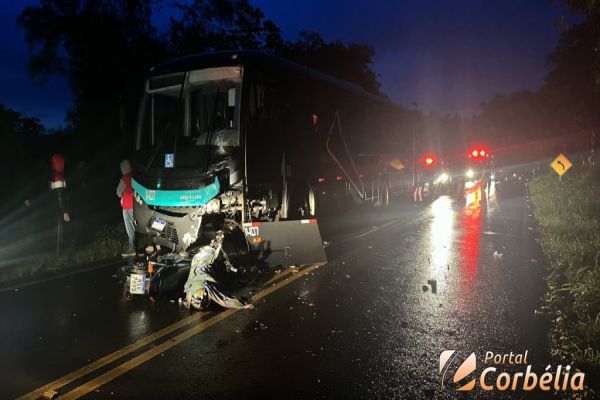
[149,50,397,108]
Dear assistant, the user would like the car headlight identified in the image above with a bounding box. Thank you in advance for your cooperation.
[466,169,474,179]
[437,173,449,183]
[205,198,221,214]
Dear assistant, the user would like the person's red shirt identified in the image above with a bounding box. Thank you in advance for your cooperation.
[120,174,133,210]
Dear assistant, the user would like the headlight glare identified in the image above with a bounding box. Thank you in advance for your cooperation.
[206,198,221,214]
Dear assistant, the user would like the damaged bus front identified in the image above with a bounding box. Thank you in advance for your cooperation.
[132,52,327,268]
[133,65,243,250]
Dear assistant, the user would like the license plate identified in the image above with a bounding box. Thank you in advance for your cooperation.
[244,225,259,236]
[151,217,167,232]
[129,274,146,295]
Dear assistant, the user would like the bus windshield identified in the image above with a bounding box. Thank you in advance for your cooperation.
[135,66,242,172]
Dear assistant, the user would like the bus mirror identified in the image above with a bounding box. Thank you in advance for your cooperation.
[228,88,236,107]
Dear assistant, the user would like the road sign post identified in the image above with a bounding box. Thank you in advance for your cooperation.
[550,153,572,178]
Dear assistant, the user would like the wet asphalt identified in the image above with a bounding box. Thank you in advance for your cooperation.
[0,184,555,400]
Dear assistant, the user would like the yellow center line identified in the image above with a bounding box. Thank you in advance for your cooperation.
[18,263,322,400]
[353,219,398,240]
[328,217,404,248]
[16,311,209,400]
[60,263,322,400]
[262,266,295,286]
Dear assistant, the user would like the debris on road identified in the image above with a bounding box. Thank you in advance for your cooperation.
[427,279,437,294]
[43,390,58,399]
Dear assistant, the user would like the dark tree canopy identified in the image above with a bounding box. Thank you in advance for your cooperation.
[17,0,382,143]
[18,0,166,140]
[459,2,600,155]
[169,0,283,53]
[281,31,380,95]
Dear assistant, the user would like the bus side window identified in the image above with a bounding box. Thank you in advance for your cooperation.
[248,83,265,121]
[246,82,282,183]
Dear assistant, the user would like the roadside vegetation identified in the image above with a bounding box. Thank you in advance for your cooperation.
[0,224,126,285]
[529,162,600,385]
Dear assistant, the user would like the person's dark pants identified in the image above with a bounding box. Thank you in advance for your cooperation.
[122,209,136,251]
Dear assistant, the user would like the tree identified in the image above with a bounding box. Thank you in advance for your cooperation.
[558,0,600,88]
[18,0,166,141]
[281,31,380,95]
[0,105,46,201]
[168,1,380,94]
[19,0,382,144]
[169,0,283,54]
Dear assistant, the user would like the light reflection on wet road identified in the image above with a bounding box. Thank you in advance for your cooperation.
[429,196,454,280]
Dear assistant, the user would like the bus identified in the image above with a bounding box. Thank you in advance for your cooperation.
[131,50,411,264]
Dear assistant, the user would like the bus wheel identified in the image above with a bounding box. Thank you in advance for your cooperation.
[280,182,307,219]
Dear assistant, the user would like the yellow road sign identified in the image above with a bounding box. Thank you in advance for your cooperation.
[550,153,572,177]
[389,158,405,170]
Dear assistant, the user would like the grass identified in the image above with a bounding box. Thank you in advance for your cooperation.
[0,223,127,285]
[529,162,600,387]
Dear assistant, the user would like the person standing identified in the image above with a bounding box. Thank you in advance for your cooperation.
[116,160,136,257]
[49,153,70,255]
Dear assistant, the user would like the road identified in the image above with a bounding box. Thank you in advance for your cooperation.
[0,185,553,399]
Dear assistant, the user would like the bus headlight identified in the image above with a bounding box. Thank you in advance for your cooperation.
[205,198,221,214]
[134,192,144,205]
[466,169,474,179]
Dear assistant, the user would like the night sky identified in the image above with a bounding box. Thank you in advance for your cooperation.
[0,0,567,128]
